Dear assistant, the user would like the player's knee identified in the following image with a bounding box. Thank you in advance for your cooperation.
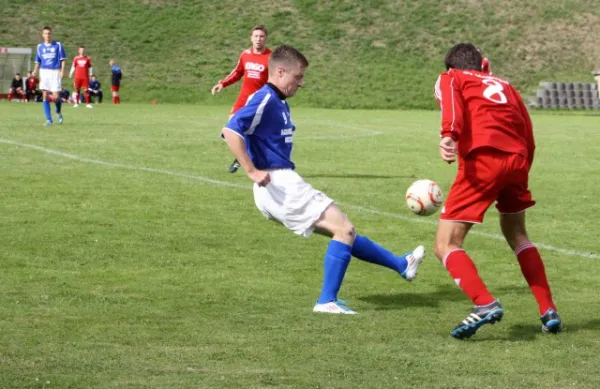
[434,240,459,261]
[335,221,355,243]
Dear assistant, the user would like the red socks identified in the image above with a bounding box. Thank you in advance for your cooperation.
[515,244,555,314]
[112,96,120,104]
[444,249,496,306]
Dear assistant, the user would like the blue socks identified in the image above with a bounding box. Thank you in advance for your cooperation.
[317,240,352,304]
[351,235,408,275]
[43,101,52,121]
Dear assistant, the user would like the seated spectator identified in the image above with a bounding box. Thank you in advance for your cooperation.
[8,73,26,102]
[25,71,42,102]
[88,75,103,103]
[48,88,71,103]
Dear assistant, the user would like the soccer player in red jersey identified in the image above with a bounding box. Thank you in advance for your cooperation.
[69,46,93,108]
[433,43,561,339]
[211,25,271,173]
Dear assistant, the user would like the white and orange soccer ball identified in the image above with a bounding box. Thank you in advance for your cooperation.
[405,179,444,216]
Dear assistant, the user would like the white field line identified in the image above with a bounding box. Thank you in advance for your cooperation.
[2,138,598,260]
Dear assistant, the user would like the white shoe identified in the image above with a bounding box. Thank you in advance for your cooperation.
[313,300,358,315]
[73,104,79,108]
[86,104,93,108]
[401,245,425,281]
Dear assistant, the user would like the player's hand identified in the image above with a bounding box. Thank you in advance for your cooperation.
[59,70,64,79]
[247,169,271,187]
[439,136,457,163]
[211,83,224,95]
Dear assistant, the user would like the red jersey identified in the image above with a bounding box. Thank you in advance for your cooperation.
[481,57,492,75]
[220,48,271,102]
[434,69,534,165]
[27,76,39,90]
[72,55,92,79]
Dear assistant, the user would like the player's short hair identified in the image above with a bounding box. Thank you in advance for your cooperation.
[269,45,309,72]
[251,25,268,36]
[444,43,482,71]
[15,73,20,76]
[43,26,52,32]
[79,45,85,49]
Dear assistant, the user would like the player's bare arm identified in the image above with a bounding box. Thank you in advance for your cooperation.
[221,129,270,186]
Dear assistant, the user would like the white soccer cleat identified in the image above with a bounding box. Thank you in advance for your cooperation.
[313,300,358,315]
[401,245,425,281]
[73,104,79,108]
[86,104,93,108]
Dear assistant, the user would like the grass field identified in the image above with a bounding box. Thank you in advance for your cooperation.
[1,102,600,389]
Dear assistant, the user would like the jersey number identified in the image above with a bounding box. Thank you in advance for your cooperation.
[482,79,507,104]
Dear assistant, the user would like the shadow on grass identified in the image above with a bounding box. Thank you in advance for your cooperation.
[358,284,465,310]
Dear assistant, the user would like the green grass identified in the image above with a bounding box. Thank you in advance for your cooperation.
[1,102,600,388]
[2,1,600,108]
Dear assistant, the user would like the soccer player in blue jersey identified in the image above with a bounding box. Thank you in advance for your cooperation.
[221,45,426,314]
[31,26,67,126]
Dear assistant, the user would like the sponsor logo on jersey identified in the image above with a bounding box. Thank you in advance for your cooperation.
[245,62,265,72]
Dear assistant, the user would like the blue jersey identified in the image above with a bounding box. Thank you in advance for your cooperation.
[225,84,295,170]
[111,65,122,86]
[89,80,101,90]
[35,41,66,70]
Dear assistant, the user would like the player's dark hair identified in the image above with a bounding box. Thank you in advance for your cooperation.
[43,26,52,31]
[444,43,482,71]
[251,25,268,36]
[269,45,309,70]
[79,45,85,49]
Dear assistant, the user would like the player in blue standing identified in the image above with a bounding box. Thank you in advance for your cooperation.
[31,26,67,126]
[109,59,122,104]
[221,45,426,314]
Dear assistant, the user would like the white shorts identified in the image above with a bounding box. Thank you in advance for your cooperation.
[253,169,334,237]
[39,69,62,92]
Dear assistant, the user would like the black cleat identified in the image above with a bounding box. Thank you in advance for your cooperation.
[541,309,562,334]
[228,159,241,173]
[451,300,504,339]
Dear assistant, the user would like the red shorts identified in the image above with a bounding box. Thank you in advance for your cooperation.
[111,85,120,92]
[441,148,535,223]
[74,78,89,89]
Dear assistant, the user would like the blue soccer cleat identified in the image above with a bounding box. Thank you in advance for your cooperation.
[541,309,562,334]
[451,300,504,339]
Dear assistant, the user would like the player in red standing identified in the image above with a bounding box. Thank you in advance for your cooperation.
[433,43,561,339]
[211,25,271,173]
[69,46,93,108]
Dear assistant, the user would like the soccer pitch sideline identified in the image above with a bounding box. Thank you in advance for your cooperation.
[1,103,599,389]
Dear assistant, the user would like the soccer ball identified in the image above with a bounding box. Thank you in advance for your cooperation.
[405,179,444,216]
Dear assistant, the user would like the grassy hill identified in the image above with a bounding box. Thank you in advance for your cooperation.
[2,0,600,109]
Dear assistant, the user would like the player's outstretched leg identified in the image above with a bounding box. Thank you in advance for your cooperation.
[351,235,425,281]
[435,220,501,339]
[500,212,562,333]
[228,159,241,173]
